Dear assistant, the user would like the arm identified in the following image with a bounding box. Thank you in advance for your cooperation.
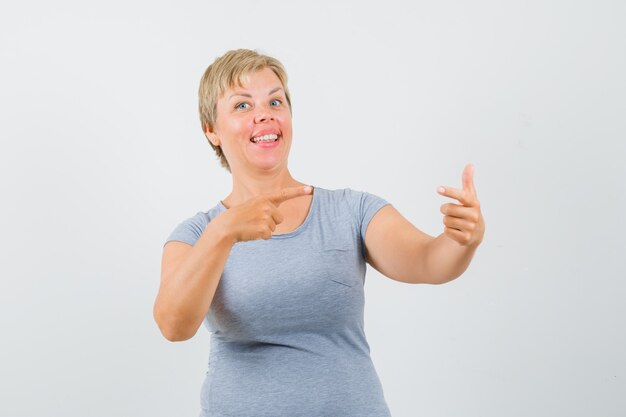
[363,204,432,284]
[364,164,485,285]
[153,221,236,342]
[419,232,481,284]
[153,185,313,342]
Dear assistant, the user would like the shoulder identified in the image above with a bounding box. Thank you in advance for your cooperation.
[313,186,356,216]
[314,186,390,225]
[314,186,373,204]
[164,203,224,247]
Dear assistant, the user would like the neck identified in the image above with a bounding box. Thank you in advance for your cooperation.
[222,165,306,208]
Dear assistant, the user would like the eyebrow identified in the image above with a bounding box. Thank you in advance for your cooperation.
[228,87,284,100]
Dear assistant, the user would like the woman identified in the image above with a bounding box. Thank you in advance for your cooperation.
[154,49,485,416]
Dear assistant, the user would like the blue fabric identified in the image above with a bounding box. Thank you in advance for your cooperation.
[165,186,392,417]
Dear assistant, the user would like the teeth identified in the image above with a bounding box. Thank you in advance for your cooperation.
[251,134,278,142]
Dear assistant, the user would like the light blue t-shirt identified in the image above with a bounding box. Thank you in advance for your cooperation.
[165,186,392,417]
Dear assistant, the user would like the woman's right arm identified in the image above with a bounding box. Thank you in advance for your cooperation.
[153,220,236,342]
[153,185,312,342]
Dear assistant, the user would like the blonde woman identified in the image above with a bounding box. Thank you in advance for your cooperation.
[154,49,485,416]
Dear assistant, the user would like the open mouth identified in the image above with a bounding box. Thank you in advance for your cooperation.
[250,133,280,143]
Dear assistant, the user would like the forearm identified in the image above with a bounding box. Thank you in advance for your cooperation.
[154,221,235,341]
[422,233,480,285]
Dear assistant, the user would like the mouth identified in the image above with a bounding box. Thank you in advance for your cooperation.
[250,133,280,144]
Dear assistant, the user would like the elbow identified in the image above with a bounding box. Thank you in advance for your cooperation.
[159,326,194,342]
[428,273,462,285]
[406,272,448,285]
[153,307,196,342]
[409,271,457,285]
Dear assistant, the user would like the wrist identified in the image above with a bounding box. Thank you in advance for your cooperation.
[206,218,238,247]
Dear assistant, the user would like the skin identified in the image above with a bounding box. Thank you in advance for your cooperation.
[364,163,485,285]
[205,67,307,211]
[154,68,313,341]
[154,67,486,341]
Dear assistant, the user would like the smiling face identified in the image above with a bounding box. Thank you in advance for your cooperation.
[205,67,292,174]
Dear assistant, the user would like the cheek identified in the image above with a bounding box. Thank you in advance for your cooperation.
[223,117,252,138]
[277,115,293,134]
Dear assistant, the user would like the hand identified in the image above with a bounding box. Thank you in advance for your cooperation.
[437,164,485,247]
[213,185,313,243]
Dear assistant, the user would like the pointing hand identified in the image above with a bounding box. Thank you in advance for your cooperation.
[214,185,313,243]
[437,164,485,247]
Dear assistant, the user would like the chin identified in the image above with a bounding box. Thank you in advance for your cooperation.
[255,158,287,171]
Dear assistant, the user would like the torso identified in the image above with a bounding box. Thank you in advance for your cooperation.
[203,186,391,416]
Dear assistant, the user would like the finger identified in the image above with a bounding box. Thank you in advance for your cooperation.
[440,203,480,222]
[462,163,477,197]
[442,214,475,231]
[268,185,313,206]
[443,227,470,245]
[437,185,474,206]
[463,164,478,200]
[271,207,284,225]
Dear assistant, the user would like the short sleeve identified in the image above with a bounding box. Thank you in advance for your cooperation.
[358,191,390,246]
[343,188,391,261]
[164,211,210,247]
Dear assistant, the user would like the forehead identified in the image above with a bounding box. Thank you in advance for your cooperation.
[223,67,283,95]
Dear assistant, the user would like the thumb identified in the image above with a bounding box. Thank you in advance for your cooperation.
[462,163,476,194]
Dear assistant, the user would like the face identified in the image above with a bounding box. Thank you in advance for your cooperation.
[206,67,292,174]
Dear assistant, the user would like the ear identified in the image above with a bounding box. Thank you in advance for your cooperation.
[205,126,220,146]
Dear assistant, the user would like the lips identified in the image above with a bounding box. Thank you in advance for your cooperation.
[251,136,280,149]
[250,133,279,143]
[250,129,281,142]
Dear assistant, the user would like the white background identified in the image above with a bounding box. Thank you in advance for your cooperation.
[1,1,624,416]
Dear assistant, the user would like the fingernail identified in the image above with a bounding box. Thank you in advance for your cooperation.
[304,186,312,193]
[437,186,445,193]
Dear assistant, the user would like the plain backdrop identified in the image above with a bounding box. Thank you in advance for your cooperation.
[1,1,624,416]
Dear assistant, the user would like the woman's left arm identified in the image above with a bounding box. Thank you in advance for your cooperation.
[365,164,485,285]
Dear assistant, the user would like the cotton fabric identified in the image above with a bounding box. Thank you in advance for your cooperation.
[165,186,392,417]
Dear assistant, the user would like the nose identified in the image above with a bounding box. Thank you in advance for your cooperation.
[254,106,274,123]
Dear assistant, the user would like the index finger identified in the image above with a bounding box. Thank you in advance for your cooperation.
[437,185,475,206]
[268,185,313,206]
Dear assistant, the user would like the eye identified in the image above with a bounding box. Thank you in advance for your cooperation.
[235,102,250,110]
[270,99,282,107]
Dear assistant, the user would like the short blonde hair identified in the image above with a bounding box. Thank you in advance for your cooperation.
[198,49,292,172]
